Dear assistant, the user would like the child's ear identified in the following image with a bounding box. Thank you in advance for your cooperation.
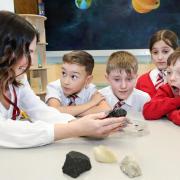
[85,74,93,87]
[105,73,109,82]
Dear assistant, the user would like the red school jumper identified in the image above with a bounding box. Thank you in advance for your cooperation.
[143,83,180,125]
[136,72,157,98]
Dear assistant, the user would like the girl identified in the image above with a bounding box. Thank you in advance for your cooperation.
[0,11,126,148]
[136,29,179,98]
[143,49,180,125]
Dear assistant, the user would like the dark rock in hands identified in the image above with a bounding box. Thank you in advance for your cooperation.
[107,108,127,118]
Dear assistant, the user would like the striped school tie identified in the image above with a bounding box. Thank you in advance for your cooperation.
[68,94,78,105]
[155,70,166,89]
[113,100,125,110]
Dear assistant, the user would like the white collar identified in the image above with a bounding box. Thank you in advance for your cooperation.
[111,87,134,108]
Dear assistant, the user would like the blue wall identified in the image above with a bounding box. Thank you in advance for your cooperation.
[45,0,180,51]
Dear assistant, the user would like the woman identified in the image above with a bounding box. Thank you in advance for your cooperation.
[0,11,127,148]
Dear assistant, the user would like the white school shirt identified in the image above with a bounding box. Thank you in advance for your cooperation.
[45,79,97,105]
[99,86,150,112]
[0,81,74,148]
[149,68,167,86]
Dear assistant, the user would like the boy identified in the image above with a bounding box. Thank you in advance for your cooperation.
[99,51,150,112]
[45,50,110,117]
[143,50,180,125]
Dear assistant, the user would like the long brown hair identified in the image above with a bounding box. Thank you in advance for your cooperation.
[149,29,179,52]
[0,11,38,94]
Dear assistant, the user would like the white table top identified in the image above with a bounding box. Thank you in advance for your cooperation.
[0,112,180,180]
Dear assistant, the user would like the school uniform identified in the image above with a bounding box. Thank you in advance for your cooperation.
[136,68,167,98]
[0,80,74,148]
[99,86,150,112]
[45,79,97,105]
[143,83,180,125]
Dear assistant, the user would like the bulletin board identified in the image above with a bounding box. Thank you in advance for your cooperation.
[45,0,180,51]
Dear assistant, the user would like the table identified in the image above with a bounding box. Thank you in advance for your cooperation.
[0,112,180,180]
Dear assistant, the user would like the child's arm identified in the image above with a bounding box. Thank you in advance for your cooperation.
[143,97,180,120]
[47,92,108,117]
[167,110,180,125]
[143,85,180,120]
[78,99,111,117]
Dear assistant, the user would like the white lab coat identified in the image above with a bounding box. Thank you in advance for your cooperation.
[0,80,74,148]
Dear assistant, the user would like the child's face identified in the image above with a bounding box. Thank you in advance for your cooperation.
[60,63,92,96]
[13,36,36,78]
[167,59,180,97]
[151,40,174,70]
[106,69,137,100]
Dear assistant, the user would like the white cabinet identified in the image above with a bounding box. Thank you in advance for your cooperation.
[20,14,47,100]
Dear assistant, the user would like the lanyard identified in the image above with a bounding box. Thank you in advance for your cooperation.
[3,86,20,120]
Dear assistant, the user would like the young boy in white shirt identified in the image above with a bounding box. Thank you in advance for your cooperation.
[99,51,150,112]
[46,50,110,117]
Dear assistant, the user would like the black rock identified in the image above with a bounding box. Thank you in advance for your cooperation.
[62,151,91,178]
[107,108,127,118]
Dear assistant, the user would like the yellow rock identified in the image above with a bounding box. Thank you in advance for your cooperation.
[93,145,117,163]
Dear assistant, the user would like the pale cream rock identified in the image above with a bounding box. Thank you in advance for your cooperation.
[120,156,142,178]
[93,145,117,163]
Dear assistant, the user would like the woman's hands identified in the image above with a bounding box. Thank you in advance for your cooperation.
[54,112,128,141]
[71,112,128,138]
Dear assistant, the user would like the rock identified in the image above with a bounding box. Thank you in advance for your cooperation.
[62,151,91,178]
[120,156,142,178]
[93,145,117,163]
[107,108,127,117]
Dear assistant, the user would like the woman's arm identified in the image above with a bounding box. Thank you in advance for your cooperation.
[0,116,54,148]
[54,112,127,140]
[0,111,126,148]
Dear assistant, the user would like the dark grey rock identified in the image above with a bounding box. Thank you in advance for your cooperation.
[107,108,127,118]
[62,151,91,178]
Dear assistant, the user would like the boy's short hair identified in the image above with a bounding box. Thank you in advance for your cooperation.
[106,51,138,75]
[62,50,94,75]
[167,49,180,66]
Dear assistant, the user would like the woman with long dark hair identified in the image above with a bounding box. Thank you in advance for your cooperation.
[0,11,126,148]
